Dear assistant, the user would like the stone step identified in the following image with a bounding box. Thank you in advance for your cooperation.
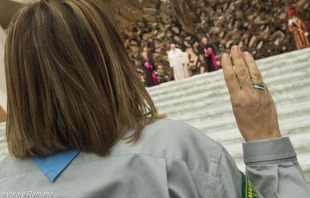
[190,117,310,164]
[160,81,310,117]
[202,116,310,145]
[154,71,310,111]
[151,61,310,103]
[147,48,310,95]
[253,48,310,66]
[174,101,310,130]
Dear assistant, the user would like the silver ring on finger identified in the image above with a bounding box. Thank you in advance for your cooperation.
[252,82,265,90]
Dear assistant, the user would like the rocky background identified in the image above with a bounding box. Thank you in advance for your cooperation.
[106,0,310,79]
[1,0,309,81]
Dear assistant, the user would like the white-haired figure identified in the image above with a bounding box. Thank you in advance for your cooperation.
[168,44,188,81]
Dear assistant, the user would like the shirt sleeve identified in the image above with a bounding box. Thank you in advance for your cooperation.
[215,137,310,198]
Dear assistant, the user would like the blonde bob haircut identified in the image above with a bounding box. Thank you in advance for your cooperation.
[5,0,161,158]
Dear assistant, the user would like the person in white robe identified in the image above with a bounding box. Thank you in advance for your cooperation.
[168,44,188,81]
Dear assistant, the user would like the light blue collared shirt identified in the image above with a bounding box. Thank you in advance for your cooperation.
[0,119,309,198]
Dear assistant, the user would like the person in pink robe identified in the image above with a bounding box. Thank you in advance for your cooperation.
[141,51,158,87]
[201,37,219,72]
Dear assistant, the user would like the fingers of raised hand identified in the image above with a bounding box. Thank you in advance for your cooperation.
[243,52,264,84]
[222,46,266,95]
[231,46,252,89]
[221,53,239,95]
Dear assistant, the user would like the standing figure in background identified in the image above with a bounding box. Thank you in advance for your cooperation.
[288,8,310,50]
[201,37,219,72]
[182,52,191,78]
[141,51,158,87]
[168,44,188,81]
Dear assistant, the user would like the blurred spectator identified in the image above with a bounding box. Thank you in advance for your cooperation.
[141,51,158,87]
[201,37,219,72]
[182,52,191,78]
[156,64,170,84]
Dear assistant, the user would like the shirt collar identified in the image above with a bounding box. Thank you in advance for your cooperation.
[32,150,80,182]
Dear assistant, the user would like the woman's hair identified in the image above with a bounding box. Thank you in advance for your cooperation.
[5,0,161,158]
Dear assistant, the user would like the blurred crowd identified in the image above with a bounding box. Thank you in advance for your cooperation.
[139,37,220,87]
[137,8,310,88]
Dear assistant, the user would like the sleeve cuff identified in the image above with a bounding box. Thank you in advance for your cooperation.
[243,137,297,164]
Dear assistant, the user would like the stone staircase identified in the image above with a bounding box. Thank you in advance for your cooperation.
[147,48,310,185]
[0,48,309,186]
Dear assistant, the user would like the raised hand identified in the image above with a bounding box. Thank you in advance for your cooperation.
[221,46,281,142]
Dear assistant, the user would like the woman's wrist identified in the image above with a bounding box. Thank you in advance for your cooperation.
[244,130,281,142]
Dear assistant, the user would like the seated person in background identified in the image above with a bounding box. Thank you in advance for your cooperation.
[0,0,309,197]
